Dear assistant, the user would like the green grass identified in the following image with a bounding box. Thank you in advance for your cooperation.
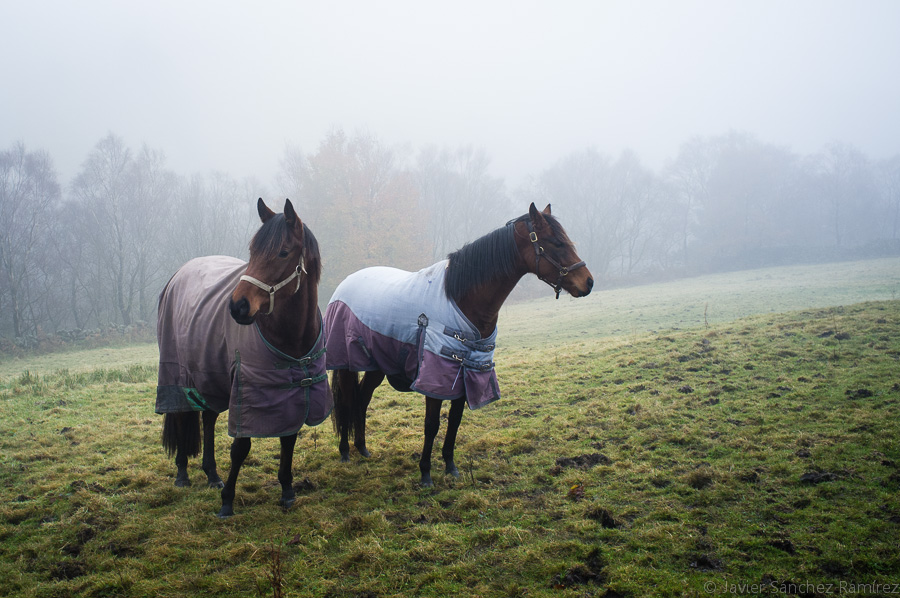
[0,344,159,380]
[0,261,899,597]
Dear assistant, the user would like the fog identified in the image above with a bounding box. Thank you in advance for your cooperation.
[2,1,899,186]
[2,1,900,342]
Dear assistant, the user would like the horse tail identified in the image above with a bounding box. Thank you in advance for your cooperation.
[162,411,201,458]
[331,369,361,439]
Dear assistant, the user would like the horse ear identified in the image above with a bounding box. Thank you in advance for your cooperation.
[283,199,303,237]
[542,203,552,216]
[257,198,276,223]
[529,202,547,228]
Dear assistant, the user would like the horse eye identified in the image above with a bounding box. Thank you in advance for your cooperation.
[278,249,290,258]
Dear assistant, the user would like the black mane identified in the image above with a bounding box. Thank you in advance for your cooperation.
[249,214,322,284]
[444,218,520,302]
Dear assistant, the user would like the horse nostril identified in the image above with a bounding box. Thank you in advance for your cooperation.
[583,277,594,296]
[229,297,252,323]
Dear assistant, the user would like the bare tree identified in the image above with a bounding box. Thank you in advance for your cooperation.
[282,128,429,299]
[415,144,508,261]
[275,144,308,211]
[0,142,60,337]
[415,145,462,260]
[70,133,138,325]
[810,142,874,248]
[612,150,660,275]
[51,201,101,330]
[165,171,258,269]
[533,148,618,278]
[703,133,798,257]
[130,145,179,321]
[664,137,715,270]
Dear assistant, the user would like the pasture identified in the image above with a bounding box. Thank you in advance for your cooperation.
[0,258,899,597]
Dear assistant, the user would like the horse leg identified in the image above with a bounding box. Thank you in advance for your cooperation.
[441,398,466,478]
[218,437,251,518]
[354,370,384,458]
[201,410,224,489]
[174,444,190,487]
[278,433,298,509]
[419,397,442,487]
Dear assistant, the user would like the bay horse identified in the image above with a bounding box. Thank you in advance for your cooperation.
[156,198,329,517]
[324,203,593,486]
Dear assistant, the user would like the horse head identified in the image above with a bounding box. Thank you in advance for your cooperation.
[516,203,593,298]
[229,198,307,324]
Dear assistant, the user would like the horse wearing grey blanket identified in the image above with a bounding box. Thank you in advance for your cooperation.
[325,203,594,486]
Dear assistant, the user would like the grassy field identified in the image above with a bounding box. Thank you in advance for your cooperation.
[499,256,900,353]
[0,259,899,597]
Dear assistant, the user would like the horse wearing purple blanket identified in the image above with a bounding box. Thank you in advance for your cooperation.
[156,198,329,517]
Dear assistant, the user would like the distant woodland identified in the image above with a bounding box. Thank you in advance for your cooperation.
[2,129,899,344]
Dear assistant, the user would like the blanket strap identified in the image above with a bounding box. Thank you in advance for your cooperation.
[443,326,495,351]
[439,346,494,372]
[278,373,328,389]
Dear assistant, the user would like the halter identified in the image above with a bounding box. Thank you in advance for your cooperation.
[523,219,586,299]
[239,255,306,315]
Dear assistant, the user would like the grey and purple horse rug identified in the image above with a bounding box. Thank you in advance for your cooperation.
[323,260,500,409]
[155,255,331,437]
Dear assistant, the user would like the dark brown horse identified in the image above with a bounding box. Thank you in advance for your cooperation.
[324,203,593,486]
[157,198,328,517]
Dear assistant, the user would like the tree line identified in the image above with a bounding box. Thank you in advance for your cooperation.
[2,129,899,344]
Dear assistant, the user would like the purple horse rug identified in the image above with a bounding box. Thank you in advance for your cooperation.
[323,260,500,409]
[155,256,331,438]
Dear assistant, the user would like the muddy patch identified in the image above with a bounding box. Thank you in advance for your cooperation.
[550,453,611,475]
[799,471,838,484]
[585,505,622,528]
[688,553,724,572]
[551,548,607,588]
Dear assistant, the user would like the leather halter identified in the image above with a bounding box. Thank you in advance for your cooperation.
[239,255,306,315]
[524,219,586,299]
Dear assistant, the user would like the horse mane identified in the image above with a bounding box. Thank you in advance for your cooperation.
[444,217,520,302]
[249,214,322,285]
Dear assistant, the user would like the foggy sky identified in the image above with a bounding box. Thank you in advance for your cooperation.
[2,0,899,189]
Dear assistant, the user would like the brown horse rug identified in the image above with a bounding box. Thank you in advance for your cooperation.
[323,260,500,409]
[155,256,331,437]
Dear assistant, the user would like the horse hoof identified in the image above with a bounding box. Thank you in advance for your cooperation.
[217,507,234,519]
[208,480,225,490]
[420,476,434,488]
[280,497,296,509]
[174,478,191,488]
[358,447,371,458]
[340,454,350,463]
[446,468,460,478]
